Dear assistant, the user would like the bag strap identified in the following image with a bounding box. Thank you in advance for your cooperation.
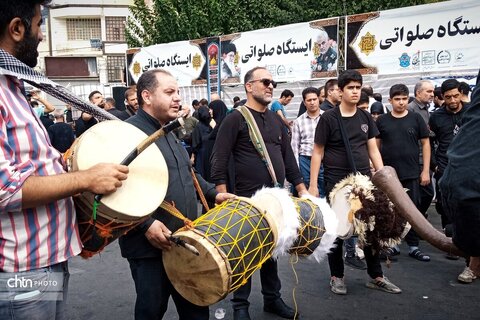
[335,107,357,173]
[237,105,281,187]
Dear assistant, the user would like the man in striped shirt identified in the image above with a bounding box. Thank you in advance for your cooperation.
[0,1,129,319]
[290,87,325,197]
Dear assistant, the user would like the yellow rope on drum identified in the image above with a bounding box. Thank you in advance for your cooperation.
[192,199,275,291]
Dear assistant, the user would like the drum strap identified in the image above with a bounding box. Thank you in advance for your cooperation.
[335,107,357,173]
[236,106,281,187]
[0,49,116,121]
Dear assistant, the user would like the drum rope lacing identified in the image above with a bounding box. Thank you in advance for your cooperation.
[190,200,275,290]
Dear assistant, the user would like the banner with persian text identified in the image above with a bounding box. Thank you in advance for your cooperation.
[128,40,205,86]
[346,0,480,75]
[127,18,339,86]
[226,18,339,83]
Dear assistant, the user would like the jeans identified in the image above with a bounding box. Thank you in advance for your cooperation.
[0,262,69,320]
[231,258,281,310]
[127,257,209,320]
[299,155,325,198]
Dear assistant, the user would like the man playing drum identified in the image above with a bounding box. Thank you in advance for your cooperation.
[0,1,129,319]
[211,66,308,320]
[309,70,401,295]
[118,69,234,320]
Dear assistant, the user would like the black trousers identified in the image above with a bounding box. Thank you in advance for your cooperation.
[127,257,209,320]
[231,257,281,310]
[325,180,383,279]
[402,178,422,247]
[434,171,451,228]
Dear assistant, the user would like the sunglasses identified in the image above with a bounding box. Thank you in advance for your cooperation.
[249,78,277,88]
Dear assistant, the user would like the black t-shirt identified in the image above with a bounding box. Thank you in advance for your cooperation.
[314,107,378,184]
[211,107,303,197]
[376,111,429,180]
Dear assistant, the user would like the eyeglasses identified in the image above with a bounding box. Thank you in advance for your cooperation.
[249,78,277,88]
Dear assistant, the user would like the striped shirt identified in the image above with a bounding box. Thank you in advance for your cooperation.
[0,75,81,272]
[291,110,322,164]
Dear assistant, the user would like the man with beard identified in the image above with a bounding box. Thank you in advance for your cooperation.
[0,1,129,319]
[125,86,139,116]
[440,71,480,282]
[211,67,308,320]
[430,79,471,281]
[119,69,234,320]
[312,30,337,72]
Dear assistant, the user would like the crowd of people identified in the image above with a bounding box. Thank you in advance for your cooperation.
[0,1,478,320]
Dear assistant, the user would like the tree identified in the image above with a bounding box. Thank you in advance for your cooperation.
[126,0,442,47]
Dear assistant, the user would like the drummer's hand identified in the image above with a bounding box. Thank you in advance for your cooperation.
[145,220,172,251]
[84,163,129,194]
[215,192,235,204]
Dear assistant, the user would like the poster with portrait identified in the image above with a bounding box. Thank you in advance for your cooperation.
[223,18,339,84]
[346,0,480,75]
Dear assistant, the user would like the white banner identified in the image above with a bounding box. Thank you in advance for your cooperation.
[224,18,339,83]
[128,40,205,86]
[347,0,480,75]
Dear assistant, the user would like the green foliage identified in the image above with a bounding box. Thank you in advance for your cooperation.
[126,0,443,47]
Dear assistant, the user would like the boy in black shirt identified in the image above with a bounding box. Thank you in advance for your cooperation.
[376,84,431,262]
[309,70,401,295]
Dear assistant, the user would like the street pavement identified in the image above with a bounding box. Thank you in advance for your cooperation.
[67,206,479,320]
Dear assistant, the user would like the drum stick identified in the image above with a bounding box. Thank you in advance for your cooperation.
[94,117,184,203]
[167,234,200,256]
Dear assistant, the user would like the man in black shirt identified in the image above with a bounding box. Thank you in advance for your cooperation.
[47,109,75,153]
[440,70,480,280]
[320,79,341,111]
[211,67,307,320]
[309,70,401,296]
[119,69,234,320]
[376,84,431,262]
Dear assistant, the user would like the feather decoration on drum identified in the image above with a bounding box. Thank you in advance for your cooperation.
[329,173,409,252]
[251,188,338,262]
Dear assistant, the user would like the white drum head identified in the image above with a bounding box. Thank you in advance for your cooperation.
[72,120,168,219]
[330,185,354,239]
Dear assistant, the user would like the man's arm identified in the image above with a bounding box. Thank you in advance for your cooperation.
[308,144,324,196]
[210,113,238,189]
[367,137,384,171]
[276,110,291,127]
[21,163,128,209]
[31,90,55,113]
[420,137,431,186]
[290,120,301,165]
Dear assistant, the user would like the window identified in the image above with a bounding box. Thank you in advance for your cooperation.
[45,57,98,78]
[66,18,101,40]
[106,17,126,42]
[107,56,125,82]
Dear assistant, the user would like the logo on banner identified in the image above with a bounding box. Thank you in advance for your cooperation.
[422,51,435,65]
[399,53,411,68]
[192,53,202,70]
[455,52,464,62]
[358,32,377,56]
[133,62,141,76]
[437,50,451,64]
[277,65,286,77]
[412,52,420,67]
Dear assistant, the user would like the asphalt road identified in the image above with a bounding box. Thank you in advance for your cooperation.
[66,206,479,320]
